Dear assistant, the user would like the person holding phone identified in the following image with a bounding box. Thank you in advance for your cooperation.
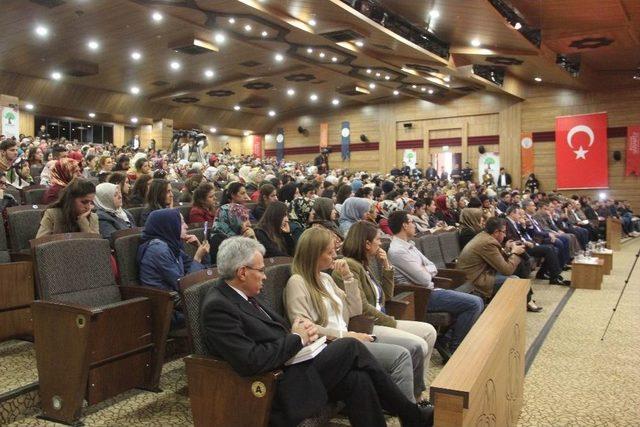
[284,227,426,403]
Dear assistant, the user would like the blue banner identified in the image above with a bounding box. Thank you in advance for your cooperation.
[276,128,284,161]
[341,121,350,160]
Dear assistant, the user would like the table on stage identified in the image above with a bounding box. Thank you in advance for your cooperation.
[592,249,613,275]
[571,257,605,290]
[606,217,622,251]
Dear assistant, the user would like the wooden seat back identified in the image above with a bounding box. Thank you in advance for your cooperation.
[430,278,529,426]
[176,202,192,220]
[257,263,292,320]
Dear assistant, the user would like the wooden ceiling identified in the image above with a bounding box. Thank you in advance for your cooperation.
[0,0,638,134]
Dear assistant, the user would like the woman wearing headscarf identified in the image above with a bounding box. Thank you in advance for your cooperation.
[7,157,34,189]
[94,182,135,239]
[458,208,485,249]
[213,200,254,238]
[137,209,209,328]
[338,197,372,236]
[378,199,400,236]
[434,195,456,226]
[42,158,80,204]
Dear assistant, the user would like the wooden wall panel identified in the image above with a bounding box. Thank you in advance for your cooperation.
[113,124,125,147]
[19,111,34,137]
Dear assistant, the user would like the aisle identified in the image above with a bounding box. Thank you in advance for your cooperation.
[519,239,640,426]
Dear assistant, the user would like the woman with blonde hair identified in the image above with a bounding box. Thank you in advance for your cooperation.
[334,220,437,400]
[284,227,423,402]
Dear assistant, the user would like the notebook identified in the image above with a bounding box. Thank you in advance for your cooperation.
[285,336,327,366]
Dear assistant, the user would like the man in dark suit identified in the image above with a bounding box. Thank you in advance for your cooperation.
[461,162,473,182]
[424,162,438,181]
[497,191,512,214]
[497,167,512,188]
[128,134,141,151]
[201,237,432,427]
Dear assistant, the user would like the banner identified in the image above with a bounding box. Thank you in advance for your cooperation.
[555,112,608,189]
[319,122,328,148]
[341,121,350,160]
[403,149,417,169]
[252,135,262,158]
[626,125,640,176]
[275,128,284,161]
[478,152,500,184]
[520,132,534,179]
[1,106,19,138]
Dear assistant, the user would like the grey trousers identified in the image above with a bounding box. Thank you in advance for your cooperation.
[362,341,415,402]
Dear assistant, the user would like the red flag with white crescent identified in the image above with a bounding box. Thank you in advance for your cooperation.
[626,125,640,177]
[555,112,608,189]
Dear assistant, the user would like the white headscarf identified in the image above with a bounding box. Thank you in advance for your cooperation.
[94,183,131,224]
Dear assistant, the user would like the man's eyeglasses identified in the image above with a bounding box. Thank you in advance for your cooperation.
[244,265,266,273]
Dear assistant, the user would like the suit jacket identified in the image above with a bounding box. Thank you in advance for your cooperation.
[497,173,512,187]
[201,280,327,423]
[425,167,438,180]
[456,231,521,297]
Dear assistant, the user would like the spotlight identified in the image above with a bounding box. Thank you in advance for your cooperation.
[130,86,140,94]
[319,52,325,58]
[393,90,400,95]
[331,98,340,106]
[204,69,215,78]
[51,71,62,80]
[131,51,142,61]
[366,69,372,74]
[309,19,317,26]
[274,53,284,62]
[25,103,34,110]
[307,47,314,53]
[214,32,226,43]
[87,39,100,50]
[268,110,276,117]
[244,24,252,32]
[228,17,236,24]
[384,75,391,80]
[170,61,181,70]
[369,83,376,89]
[261,31,268,37]
[331,56,338,62]
[287,88,295,96]
[151,11,163,22]
[233,105,241,111]
[131,117,138,123]
[35,25,49,38]
[429,10,440,19]
[471,38,481,47]
[243,130,251,136]
[309,93,318,101]
[633,69,640,80]
[89,112,96,118]
[428,89,434,94]
[209,127,217,133]
[514,22,522,30]
[355,40,364,47]
[534,76,542,82]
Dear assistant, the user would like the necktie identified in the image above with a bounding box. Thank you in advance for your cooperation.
[248,297,271,320]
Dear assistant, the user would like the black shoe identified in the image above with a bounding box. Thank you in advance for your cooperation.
[549,277,570,286]
[535,271,550,280]
[418,404,434,427]
[417,399,432,408]
[435,341,452,364]
[562,266,571,271]
[527,301,543,312]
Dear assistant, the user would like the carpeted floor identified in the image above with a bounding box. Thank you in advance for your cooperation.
[4,238,639,426]
[0,340,37,395]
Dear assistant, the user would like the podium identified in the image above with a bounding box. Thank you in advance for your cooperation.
[606,217,622,251]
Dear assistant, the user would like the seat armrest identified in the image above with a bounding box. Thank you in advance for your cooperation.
[437,269,467,287]
[348,314,374,334]
[433,276,457,290]
[184,355,281,427]
[394,284,431,320]
[445,261,458,269]
[9,251,32,262]
[385,291,415,321]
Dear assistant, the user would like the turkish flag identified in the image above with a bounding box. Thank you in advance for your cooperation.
[555,112,608,189]
[626,125,640,176]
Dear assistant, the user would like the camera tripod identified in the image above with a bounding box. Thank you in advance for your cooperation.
[601,246,640,341]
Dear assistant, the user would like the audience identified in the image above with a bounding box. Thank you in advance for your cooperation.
[128,174,152,207]
[188,182,217,225]
[41,158,80,204]
[94,182,135,238]
[252,183,277,220]
[254,201,295,257]
[139,178,173,226]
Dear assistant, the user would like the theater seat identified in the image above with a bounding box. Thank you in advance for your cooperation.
[22,185,48,205]
[111,227,144,286]
[7,204,46,258]
[127,206,146,227]
[30,233,173,425]
[438,231,461,266]
[176,202,192,220]
[414,234,467,287]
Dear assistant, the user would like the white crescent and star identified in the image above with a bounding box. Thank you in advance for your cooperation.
[341,127,350,138]
[566,125,595,160]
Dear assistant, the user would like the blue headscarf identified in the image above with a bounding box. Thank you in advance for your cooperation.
[338,197,371,235]
[140,208,183,256]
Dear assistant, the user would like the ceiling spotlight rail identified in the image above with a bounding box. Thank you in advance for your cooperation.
[487,0,541,48]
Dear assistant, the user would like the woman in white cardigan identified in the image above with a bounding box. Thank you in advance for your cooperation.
[283,227,423,402]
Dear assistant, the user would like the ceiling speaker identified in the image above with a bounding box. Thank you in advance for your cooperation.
[613,150,621,161]
[297,126,309,136]
[360,134,369,142]
[403,123,413,129]
[478,145,486,154]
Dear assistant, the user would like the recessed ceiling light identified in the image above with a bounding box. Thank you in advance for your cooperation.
[228,17,236,24]
[309,19,317,26]
[89,112,96,118]
[268,110,276,117]
[151,11,163,22]
[471,38,481,47]
[274,53,284,62]
[443,75,451,82]
[429,10,440,19]
[393,90,400,95]
[261,30,268,37]
[35,25,49,38]
[428,89,434,94]
[375,72,381,77]
[421,87,426,92]
[233,105,241,111]
[366,69,372,74]
[309,93,318,101]
[130,85,140,94]
[534,76,542,82]
[319,52,325,58]
[130,51,142,61]
[331,98,340,106]
[204,69,215,78]
[331,56,338,62]
[87,39,100,50]
[514,22,522,30]
[209,127,217,133]
[131,117,138,123]
[306,47,314,54]
[214,32,226,44]
[384,75,391,80]
[51,71,62,80]
[369,83,376,89]
[243,130,251,136]
[411,84,417,89]
[355,40,364,47]
[244,24,252,32]
[170,61,181,70]
[25,103,34,110]
[287,88,295,96]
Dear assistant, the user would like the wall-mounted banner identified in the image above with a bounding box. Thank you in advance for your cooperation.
[403,149,417,170]
[341,121,350,160]
[626,125,640,177]
[320,122,328,148]
[252,135,263,158]
[555,112,608,189]
[1,106,19,139]
[520,132,534,180]
[478,152,500,184]
[275,128,285,161]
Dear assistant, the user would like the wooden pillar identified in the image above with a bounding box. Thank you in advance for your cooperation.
[20,111,35,137]
[378,103,396,172]
[113,124,125,147]
[499,103,522,188]
[152,119,173,151]
[139,124,152,150]
[461,121,469,164]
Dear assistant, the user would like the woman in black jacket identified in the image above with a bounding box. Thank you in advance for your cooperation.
[94,182,135,239]
[254,201,295,258]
